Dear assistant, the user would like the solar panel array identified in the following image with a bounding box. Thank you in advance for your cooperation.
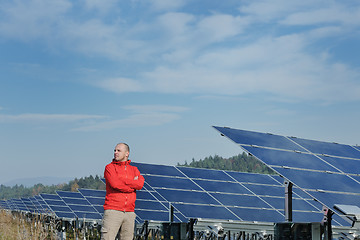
[132,162,349,226]
[1,191,102,220]
[213,126,360,225]
[0,161,353,228]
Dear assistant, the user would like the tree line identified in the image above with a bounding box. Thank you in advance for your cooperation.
[0,175,105,200]
[1,152,275,200]
[177,152,275,174]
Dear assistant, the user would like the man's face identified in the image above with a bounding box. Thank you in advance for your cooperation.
[114,144,129,162]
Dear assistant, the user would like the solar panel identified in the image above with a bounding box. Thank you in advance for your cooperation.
[11,199,28,212]
[4,199,17,211]
[21,197,37,213]
[0,200,10,210]
[34,195,52,214]
[78,188,105,215]
[131,162,340,225]
[56,190,102,220]
[213,126,360,226]
[40,193,76,219]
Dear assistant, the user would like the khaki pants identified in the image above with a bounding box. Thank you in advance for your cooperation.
[101,210,136,240]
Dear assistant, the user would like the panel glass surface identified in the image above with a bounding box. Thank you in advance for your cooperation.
[6,200,17,211]
[308,191,360,210]
[22,198,37,212]
[213,126,304,151]
[74,212,102,220]
[92,205,104,214]
[193,179,251,194]
[289,137,360,159]
[156,189,218,205]
[133,162,184,177]
[11,200,28,211]
[226,171,281,185]
[243,184,284,197]
[140,189,168,202]
[50,205,72,212]
[55,212,77,219]
[135,200,168,211]
[29,197,43,213]
[40,194,61,200]
[135,210,170,222]
[69,205,97,212]
[293,188,312,199]
[137,190,158,200]
[144,175,202,191]
[229,207,284,222]
[78,189,106,198]
[177,167,232,181]
[271,175,285,185]
[242,146,340,172]
[43,199,66,206]
[291,211,324,223]
[273,167,360,194]
[173,203,240,220]
[62,198,90,205]
[211,193,271,208]
[0,200,8,209]
[57,191,84,199]
[321,156,360,175]
[85,197,105,205]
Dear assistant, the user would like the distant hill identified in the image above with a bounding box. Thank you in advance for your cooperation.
[2,176,74,187]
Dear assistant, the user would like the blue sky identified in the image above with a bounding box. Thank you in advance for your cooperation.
[0,0,360,185]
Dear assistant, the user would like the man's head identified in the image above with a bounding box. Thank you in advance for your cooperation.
[114,143,130,162]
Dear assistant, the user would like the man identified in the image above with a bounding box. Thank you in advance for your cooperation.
[101,143,144,240]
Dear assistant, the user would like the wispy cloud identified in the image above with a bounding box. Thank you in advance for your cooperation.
[73,105,188,131]
[1,0,360,103]
[96,78,145,93]
[0,113,106,122]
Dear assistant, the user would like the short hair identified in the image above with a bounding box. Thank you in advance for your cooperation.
[117,142,130,153]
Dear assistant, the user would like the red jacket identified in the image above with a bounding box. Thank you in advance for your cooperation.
[103,160,144,212]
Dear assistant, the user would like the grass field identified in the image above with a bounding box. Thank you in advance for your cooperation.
[0,209,57,240]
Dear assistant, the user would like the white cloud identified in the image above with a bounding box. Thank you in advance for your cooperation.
[281,4,360,27]
[123,105,188,113]
[0,113,106,122]
[96,78,145,93]
[73,105,188,131]
[150,0,186,11]
[1,0,360,103]
[195,14,245,43]
[81,0,117,14]
[0,0,71,40]
[137,31,360,102]
[239,0,315,22]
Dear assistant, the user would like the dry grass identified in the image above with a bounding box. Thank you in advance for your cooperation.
[0,209,57,240]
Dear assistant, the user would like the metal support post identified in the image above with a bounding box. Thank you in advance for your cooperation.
[284,180,293,222]
[322,206,333,240]
[169,203,174,222]
[187,219,196,240]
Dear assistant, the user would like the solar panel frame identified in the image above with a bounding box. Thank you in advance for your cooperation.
[213,126,359,227]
